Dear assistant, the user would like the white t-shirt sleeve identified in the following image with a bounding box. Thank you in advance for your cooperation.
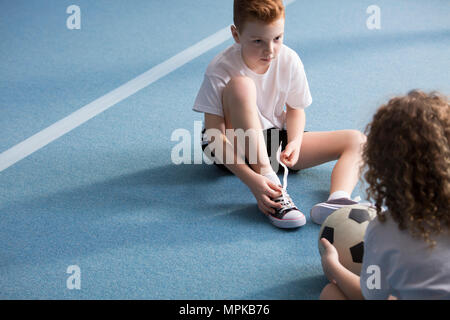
[359,214,450,300]
[285,52,312,110]
[192,74,226,117]
[360,220,391,300]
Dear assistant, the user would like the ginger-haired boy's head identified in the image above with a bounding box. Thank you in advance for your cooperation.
[362,90,450,247]
[231,0,286,74]
[233,0,285,33]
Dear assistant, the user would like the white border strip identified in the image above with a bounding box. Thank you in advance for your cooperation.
[0,0,296,172]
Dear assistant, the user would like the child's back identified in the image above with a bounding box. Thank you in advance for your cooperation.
[362,212,450,299]
[319,90,450,300]
[361,90,450,299]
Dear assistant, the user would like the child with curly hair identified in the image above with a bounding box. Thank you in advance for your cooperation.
[319,90,450,299]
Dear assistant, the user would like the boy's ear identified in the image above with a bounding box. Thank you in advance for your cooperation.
[230,25,240,44]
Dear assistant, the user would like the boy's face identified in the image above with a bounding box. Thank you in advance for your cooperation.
[232,17,285,74]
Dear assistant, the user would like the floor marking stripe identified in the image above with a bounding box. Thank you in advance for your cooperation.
[0,0,295,172]
[0,28,232,172]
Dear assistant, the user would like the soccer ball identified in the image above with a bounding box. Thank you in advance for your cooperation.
[318,204,376,275]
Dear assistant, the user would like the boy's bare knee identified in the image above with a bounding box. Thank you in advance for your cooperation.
[346,130,367,153]
[358,130,367,145]
[226,76,256,93]
[223,76,257,110]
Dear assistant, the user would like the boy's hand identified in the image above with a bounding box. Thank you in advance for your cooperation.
[248,174,283,216]
[320,238,341,284]
[280,141,300,168]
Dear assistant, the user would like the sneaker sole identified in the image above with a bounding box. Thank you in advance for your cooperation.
[310,202,375,225]
[310,204,338,225]
[268,214,306,229]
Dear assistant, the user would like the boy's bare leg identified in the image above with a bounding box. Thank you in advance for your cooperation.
[220,77,306,228]
[290,130,366,195]
[222,76,273,175]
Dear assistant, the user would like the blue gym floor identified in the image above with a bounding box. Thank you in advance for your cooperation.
[0,0,449,299]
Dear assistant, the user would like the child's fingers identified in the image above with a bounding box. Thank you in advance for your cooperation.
[263,194,282,210]
[281,157,293,167]
[282,158,292,166]
[258,201,273,216]
[266,180,283,192]
[265,201,279,213]
[267,188,282,200]
[280,151,293,164]
[320,238,331,248]
[281,150,292,160]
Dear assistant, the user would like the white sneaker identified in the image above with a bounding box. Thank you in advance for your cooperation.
[310,197,374,225]
[267,190,306,229]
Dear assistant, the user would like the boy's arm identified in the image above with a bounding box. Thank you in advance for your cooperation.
[279,104,305,167]
[285,104,305,146]
[204,113,284,216]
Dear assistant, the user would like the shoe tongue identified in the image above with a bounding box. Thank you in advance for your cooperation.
[274,145,297,213]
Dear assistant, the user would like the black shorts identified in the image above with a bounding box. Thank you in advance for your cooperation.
[201,127,306,174]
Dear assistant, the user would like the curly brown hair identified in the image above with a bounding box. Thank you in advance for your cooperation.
[362,90,450,247]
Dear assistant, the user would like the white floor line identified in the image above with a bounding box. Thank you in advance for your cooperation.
[0,27,231,172]
[0,0,296,173]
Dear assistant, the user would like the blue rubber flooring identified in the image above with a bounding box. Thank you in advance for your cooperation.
[0,0,449,299]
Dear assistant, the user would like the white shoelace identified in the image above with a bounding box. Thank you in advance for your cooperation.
[275,143,374,213]
[276,142,289,191]
[275,143,294,211]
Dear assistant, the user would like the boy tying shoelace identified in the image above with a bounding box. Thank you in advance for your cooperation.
[193,0,369,228]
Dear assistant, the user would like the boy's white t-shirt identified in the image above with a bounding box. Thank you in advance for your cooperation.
[360,213,450,300]
[192,43,312,130]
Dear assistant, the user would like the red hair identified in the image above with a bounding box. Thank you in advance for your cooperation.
[233,0,285,32]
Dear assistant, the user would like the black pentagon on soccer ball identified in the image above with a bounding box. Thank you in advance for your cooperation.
[349,241,365,263]
[321,226,334,244]
[349,208,371,224]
